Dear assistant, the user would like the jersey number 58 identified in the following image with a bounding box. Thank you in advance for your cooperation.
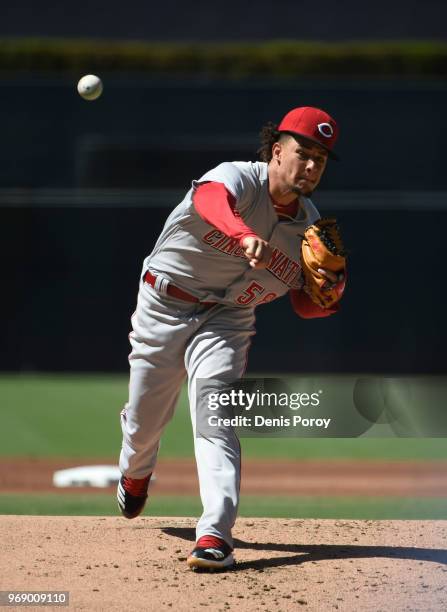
[235,281,277,306]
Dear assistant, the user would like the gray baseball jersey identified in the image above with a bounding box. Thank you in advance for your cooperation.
[146,161,320,307]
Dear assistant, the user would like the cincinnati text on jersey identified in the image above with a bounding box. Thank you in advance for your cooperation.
[202,230,301,289]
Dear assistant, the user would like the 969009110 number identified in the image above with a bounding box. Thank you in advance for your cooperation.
[0,591,69,606]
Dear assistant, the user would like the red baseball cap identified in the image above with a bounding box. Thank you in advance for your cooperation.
[277,106,339,160]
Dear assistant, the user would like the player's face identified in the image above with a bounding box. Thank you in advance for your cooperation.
[274,136,328,197]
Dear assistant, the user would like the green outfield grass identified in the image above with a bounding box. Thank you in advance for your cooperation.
[0,493,446,520]
[1,374,446,461]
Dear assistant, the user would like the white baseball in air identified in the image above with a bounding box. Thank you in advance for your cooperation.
[77,74,103,101]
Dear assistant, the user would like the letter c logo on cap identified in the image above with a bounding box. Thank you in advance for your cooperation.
[317,122,334,138]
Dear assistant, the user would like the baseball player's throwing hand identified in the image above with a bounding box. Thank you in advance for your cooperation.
[241,236,272,268]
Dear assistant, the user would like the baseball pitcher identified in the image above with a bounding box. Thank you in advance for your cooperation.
[116,106,346,571]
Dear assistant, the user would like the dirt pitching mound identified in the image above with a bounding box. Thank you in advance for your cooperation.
[1,516,446,611]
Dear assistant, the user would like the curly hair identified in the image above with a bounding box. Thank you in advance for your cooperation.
[258,122,320,162]
[257,122,297,162]
[257,122,280,162]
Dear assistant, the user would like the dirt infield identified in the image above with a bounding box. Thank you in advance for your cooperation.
[2,458,447,496]
[2,459,447,610]
[2,515,446,611]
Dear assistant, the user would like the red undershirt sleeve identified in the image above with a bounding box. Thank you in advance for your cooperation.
[289,288,340,319]
[193,181,259,246]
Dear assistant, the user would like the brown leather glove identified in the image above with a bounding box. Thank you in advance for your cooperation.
[301,218,347,309]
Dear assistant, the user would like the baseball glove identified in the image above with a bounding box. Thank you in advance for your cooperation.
[300,218,347,309]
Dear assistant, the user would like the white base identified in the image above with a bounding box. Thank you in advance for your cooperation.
[53,465,122,488]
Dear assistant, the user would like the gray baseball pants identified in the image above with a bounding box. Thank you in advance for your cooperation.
[118,275,255,548]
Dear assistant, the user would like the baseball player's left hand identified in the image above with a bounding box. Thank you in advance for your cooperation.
[318,268,346,300]
[241,236,272,269]
[318,268,345,290]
